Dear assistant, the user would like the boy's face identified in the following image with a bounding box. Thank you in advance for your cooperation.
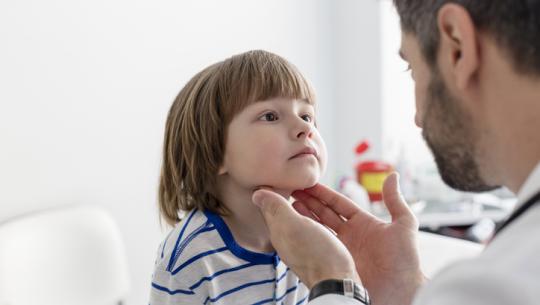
[219,97,327,192]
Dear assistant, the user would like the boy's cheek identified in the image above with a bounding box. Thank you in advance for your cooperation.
[318,138,329,171]
[319,154,328,176]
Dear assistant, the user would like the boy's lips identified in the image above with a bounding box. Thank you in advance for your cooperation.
[290,146,318,160]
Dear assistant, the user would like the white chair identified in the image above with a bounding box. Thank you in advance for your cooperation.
[0,205,130,305]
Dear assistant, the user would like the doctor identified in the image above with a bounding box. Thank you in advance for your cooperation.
[252,1,540,304]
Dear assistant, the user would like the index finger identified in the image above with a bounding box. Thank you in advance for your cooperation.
[299,183,367,220]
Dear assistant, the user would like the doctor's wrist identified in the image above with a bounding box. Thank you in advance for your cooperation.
[305,267,361,289]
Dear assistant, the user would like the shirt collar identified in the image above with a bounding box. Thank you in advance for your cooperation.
[516,161,540,208]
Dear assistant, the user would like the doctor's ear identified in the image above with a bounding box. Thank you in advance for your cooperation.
[437,3,480,91]
[218,165,227,175]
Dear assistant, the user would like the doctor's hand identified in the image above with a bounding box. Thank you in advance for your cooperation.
[251,189,360,289]
[292,173,426,305]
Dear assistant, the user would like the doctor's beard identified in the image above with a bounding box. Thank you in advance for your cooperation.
[421,69,499,193]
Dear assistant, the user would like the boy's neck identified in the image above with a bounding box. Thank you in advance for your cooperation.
[217,179,292,253]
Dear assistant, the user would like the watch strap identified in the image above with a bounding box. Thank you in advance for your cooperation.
[308,279,370,304]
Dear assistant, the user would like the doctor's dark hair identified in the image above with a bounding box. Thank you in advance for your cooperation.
[158,50,315,226]
[394,0,540,75]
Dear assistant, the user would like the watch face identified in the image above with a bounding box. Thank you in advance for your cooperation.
[354,282,371,305]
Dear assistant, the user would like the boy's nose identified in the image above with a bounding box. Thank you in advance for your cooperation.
[294,121,313,139]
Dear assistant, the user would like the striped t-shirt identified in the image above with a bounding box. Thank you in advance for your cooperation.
[150,209,309,305]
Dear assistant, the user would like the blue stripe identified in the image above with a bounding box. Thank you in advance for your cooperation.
[169,221,215,270]
[151,282,195,296]
[204,210,276,264]
[172,247,228,275]
[295,294,309,305]
[203,278,275,304]
[189,262,258,290]
[161,230,174,259]
[276,285,298,302]
[251,297,275,305]
[167,209,197,271]
[276,267,290,283]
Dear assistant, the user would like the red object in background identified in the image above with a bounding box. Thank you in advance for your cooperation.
[355,140,394,202]
[355,141,370,155]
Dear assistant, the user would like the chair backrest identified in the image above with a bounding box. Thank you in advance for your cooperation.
[0,205,130,305]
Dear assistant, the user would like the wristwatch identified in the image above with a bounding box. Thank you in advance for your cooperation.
[308,279,371,304]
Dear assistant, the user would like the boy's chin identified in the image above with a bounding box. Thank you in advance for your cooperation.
[273,174,320,192]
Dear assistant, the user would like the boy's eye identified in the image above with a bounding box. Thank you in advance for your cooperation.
[260,112,279,121]
[301,114,313,123]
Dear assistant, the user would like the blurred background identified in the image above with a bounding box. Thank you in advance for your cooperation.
[0,0,514,303]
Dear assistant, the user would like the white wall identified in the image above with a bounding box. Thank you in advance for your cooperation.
[0,0,382,303]
[333,0,383,179]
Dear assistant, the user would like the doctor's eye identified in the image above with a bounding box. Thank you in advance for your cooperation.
[300,114,313,123]
[259,112,279,122]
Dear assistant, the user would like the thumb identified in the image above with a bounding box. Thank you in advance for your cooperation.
[382,172,416,226]
[252,189,298,226]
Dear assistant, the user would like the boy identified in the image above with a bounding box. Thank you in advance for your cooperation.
[150,50,327,304]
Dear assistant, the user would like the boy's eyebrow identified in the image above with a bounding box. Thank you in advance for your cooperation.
[299,99,314,106]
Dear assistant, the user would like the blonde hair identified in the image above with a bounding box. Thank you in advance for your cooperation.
[158,50,316,226]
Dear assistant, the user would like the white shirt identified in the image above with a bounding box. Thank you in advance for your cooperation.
[310,162,540,305]
[150,209,309,305]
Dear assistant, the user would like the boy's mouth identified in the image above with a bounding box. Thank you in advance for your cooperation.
[290,146,318,160]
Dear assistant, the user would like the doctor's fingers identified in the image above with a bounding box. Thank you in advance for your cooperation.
[291,200,318,222]
[253,189,299,229]
[299,183,363,219]
[382,173,418,228]
[293,190,345,232]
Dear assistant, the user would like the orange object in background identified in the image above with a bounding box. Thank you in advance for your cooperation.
[355,140,393,202]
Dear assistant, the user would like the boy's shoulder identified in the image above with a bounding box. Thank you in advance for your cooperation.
[156,210,212,269]
[154,209,237,275]
[152,209,252,296]
[151,209,311,304]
